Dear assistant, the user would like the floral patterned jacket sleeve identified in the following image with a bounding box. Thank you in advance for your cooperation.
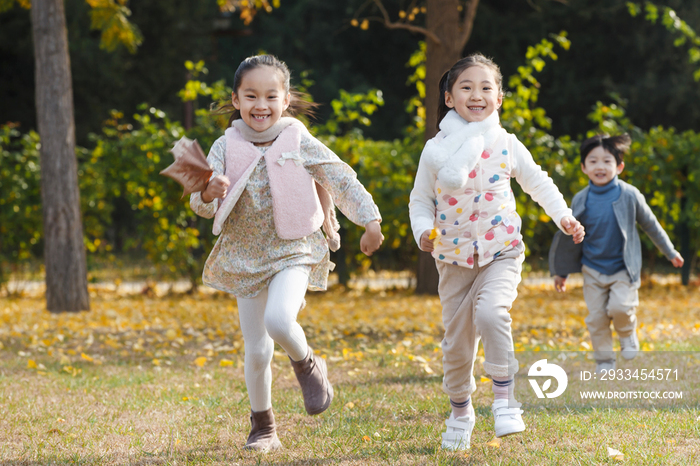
[301,134,381,227]
[189,135,226,219]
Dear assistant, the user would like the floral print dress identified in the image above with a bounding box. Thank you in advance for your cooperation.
[190,133,381,298]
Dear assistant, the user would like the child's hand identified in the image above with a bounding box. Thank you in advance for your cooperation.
[419,230,435,252]
[201,175,230,203]
[561,216,585,244]
[554,276,567,293]
[360,220,384,256]
[671,254,684,268]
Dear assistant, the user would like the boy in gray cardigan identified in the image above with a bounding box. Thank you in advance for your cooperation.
[549,134,684,373]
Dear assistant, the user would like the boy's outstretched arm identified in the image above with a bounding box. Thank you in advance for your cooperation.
[554,275,567,293]
[671,254,684,268]
[560,216,585,244]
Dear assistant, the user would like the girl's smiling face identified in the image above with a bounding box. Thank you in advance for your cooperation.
[445,65,502,123]
[581,146,625,186]
[232,65,290,132]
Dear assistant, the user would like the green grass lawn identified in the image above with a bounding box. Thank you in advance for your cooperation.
[0,282,698,465]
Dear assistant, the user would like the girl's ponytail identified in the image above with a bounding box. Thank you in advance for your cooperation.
[436,70,451,131]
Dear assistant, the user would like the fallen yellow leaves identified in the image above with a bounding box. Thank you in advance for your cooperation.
[1,282,697,379]
[62,366,82,377]
[486,437,501,448]
[607,446,624,461]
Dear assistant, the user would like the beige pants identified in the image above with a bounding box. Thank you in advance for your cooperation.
[436,244,524,399]
[581,264,639,362]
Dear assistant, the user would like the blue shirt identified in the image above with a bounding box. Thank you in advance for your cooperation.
[580,176,626,276]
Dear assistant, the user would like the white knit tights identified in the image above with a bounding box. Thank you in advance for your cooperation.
[236,267,310,412]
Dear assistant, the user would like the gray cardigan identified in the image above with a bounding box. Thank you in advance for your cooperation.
[549,179,678,283]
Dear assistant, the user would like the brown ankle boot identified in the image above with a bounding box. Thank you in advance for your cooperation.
[289,346,334,415]
[244,408,282,451]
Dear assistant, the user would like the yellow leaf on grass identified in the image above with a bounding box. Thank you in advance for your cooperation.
[27,359,37,369]
[81,353,93,362]
[607,447,624,461]
[486,437,501,448]
[152,359,161,366]
[480,376,491,383]
[362,435,371,442]
[219,359,234,367]
[194,357,207,367]
[345,401,355,409]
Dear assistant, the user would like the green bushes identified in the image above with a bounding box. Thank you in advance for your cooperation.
[1,37,697,288]
[0,124,42,284]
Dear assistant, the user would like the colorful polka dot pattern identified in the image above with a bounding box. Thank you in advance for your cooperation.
[431,137,522,268]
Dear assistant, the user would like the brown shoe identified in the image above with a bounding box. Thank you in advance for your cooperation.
[289,346,334,415]
[244,408,282,451]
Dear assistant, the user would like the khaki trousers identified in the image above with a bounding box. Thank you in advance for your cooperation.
[436,244,524,399]
[581,264,639,362]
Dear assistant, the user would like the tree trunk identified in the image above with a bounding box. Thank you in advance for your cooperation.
[679,165,691,286]
[31,0,90,312]
[424,0,465,141]
[415,0,478,294]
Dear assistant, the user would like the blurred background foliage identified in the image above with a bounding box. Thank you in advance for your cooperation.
[1,0,698,288]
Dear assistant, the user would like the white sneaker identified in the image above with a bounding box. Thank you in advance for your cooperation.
[441,405,475,451]
[492,399,525,438]
[620,332,639,360]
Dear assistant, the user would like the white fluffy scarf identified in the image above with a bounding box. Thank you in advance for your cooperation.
[423,109,506,190]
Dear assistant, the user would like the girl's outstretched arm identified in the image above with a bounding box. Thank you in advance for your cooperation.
[301,135,381,230]
[190,136,227,218]
[360,220,384,256]
[560,216,585,244]
[409,154,438,250]
[200,175,230,203]
[511,136,573,233]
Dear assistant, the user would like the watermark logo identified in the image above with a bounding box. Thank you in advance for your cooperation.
[528,359,568,398]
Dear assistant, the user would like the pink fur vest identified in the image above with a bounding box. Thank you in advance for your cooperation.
[212,123,340,250]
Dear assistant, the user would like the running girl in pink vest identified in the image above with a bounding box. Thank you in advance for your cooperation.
[409,53,584,450]
[190,54,383,451]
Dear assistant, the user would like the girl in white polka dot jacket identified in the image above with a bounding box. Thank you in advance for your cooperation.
[408,53,585,451]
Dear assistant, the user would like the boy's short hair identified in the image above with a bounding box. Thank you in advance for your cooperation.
[580,134,631,165]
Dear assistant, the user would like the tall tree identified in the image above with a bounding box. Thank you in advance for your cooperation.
[14,0,263,311]
[30,0,89,312]
[20,0,142,311]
